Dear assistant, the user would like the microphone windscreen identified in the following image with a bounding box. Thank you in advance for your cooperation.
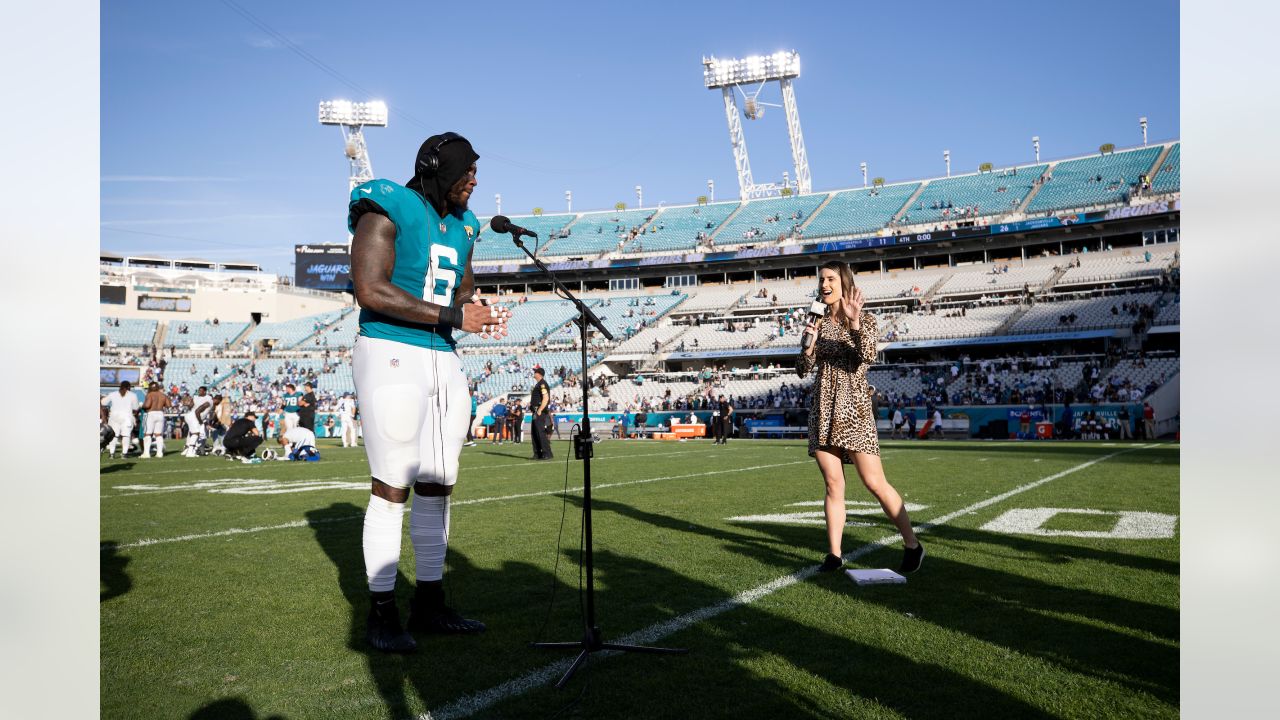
[490,215,510,233]
[808,300,827,316]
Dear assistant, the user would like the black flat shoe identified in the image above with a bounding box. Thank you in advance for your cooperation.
[899,542,925,574]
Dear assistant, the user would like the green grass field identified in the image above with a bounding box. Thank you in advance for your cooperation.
[100,438,1179,719]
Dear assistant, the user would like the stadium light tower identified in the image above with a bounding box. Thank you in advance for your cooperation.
[1033,136,1040,162]
[566,190,573,213]
[495,193,502,216]
[636,185,643,210]
[1139,116,1148,146]
[702,50,811,199]
[708,179,715,203]
[860,162,867,188]
[944,149,951,178]
[318,100,388,192]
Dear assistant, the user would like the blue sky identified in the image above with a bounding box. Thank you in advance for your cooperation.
[101,0,1179,275]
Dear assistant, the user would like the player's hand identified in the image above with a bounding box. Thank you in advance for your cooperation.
[461,296,511,339]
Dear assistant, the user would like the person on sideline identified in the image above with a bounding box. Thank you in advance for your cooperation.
[797,260,924,574]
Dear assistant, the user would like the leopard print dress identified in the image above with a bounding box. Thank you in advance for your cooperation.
[796,311,880,462]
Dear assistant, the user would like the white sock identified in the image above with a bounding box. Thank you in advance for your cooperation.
[107,437,118,455]
[410,495,450,583]
[155,438,163,457]
[362,494,405,593]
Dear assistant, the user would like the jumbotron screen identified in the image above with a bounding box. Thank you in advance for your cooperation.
[294,244,352,291]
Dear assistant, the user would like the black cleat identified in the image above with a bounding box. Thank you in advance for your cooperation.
[818,553,844,572]
[366,598,416,654]
[408,601,487,635]
[899,542,925,574]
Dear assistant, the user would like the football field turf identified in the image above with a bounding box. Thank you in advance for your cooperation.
[100,438,1179,719]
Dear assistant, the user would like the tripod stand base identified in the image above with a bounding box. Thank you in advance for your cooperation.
[532,626,688,689]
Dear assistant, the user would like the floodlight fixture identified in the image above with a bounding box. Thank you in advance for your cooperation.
[319,99,387,193]
[566,190,573,213]
[708,179,715,203]
[860,162,867,188]
[1032,136,1040,162]
[1139,116,1148,146]
[702,50,800,88]
[943,149,951,178]
[318,100,388,127]
[635,185,643,210]
[700,50,811,199]
[495,193,502,216]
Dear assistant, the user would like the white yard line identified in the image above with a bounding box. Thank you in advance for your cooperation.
[100,447,738,495]
[416,443,1157,720]
[100,459,812,552]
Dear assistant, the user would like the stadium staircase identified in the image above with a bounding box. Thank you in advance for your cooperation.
[990,304,1031,337]
[152,322,168,349]
[1015,166,1052,214]
[1146,145,1174,188]
[706,203,747,244]
[1038,265,1070,294]
[916,273,954,306]
[890,183,929,224]
[797,193,837,234]
[228,322,257,351]
[292,308,354,349]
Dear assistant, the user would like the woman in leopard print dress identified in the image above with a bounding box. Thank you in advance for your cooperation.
[797,261,924,574]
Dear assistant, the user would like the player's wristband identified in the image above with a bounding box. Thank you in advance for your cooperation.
[439,305,464,330]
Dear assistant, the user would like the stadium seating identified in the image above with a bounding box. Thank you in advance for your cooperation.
[614,323,688,353]
[802,182,920,238]
[713,193,830,246]
[245,309,348,349]
[933,262,1056,297]
[855,270,952,301]
[672,284,749,314]
[584,294,686,340]
[670,321,778,351]
[100,317,158,347]
[1025,146,1162,214]
[1151,143,1180,194]
[162,357,246,389]
[455,298,587,348]
[897,165,1047,226]
[165,320,250,349]
[634,202,741,253]
[472,214,577,262]
[543,208,655,256]
[1054,245,1178,287]
[887,305,1022,341]
[1009,292,1161,334]
[1102,357,1179,397]
[1155,295,1179,325]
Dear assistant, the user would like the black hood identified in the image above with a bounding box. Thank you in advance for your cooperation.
[406,133,479,218]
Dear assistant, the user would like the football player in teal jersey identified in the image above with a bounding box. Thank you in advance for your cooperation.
[349,132,512,653]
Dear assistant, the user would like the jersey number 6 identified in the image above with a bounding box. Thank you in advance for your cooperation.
[426,245,459,306]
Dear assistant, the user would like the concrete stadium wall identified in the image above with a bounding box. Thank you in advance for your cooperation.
[101,283,350,324]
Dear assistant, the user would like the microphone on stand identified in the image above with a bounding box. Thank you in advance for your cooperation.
[489,215,539,239]
[800,300,826,351]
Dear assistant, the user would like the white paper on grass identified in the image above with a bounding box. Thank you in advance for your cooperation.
[845,568,906,585]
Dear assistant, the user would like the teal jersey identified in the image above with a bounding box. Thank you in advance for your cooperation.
[348,179,477,351]
[283,391,302,414]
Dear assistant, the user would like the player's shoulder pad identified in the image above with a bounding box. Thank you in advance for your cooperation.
[350,178,405,207]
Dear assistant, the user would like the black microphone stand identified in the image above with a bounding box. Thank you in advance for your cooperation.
[508,232,687,689]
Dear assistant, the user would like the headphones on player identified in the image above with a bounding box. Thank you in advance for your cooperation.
[416,131,465,178]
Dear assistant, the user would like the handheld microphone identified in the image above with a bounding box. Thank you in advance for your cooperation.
[801,300,826,350]
[489,215,539,239]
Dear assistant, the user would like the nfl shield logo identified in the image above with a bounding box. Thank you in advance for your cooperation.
[390,358,400,368]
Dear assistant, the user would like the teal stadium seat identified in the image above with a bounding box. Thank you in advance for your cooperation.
[713,194,830,247]
[802,182,920,238]
[1151,143,1179,194]
[1026,146,1162,214]
[245,309,349,349]
[629,202,741,253]
[898,165,1047,225]
[543,209,655,257]
[471,214,576,262]
[166,320,250,349]
[100,317,158,347]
